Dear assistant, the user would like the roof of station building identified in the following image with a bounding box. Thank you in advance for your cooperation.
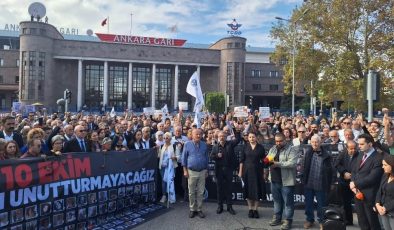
[0,29,274,53]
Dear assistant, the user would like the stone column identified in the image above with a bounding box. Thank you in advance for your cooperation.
[103,61,108,106]
[77,59,83,110]
[173,65,179,110]
[151,64,156,108]
[127,62,133,110]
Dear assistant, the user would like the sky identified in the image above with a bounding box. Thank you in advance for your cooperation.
[0,0,304,47]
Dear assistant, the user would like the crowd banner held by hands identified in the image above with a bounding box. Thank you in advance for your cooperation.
[0,150,161,229]
[259,107,270,120]
[143,107,155,115]
[178,102,188,111]
[233,106,248,118]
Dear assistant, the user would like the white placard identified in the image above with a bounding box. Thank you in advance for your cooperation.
[12,102,22,113]
[25,105,36,113]
[259,107,270,119]
[233,106,248,117]
[143,107,155,115]
[178,102,188,111]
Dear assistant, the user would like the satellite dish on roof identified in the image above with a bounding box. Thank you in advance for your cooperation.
[28,2,46,18]
[86,29,93,36]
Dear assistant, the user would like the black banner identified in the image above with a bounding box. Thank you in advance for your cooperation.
[0,149,161,230]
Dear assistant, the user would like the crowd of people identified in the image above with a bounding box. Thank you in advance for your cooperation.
[0,108,394,230]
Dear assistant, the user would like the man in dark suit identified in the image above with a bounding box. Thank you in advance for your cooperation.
[210,128,241,215]
[86,115,98,131]
[63,125,91,153]
[335,140,359,225]
[141,127,155,149]
[350,134,383,230]
[0,115,24,148]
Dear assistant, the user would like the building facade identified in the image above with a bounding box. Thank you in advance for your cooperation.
[0,20,291,112]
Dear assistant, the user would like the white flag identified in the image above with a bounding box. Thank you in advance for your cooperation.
[186,72,204,112]
[161,104,168,123]
[110,107,116,117]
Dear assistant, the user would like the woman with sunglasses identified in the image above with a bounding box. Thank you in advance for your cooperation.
[158,132,180,204]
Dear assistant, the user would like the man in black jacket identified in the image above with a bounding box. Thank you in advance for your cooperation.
[302,135,333,229]
[0,115,24,148]
[63,125,91,153]
[335,140,359,225]
[210,129,241,215]
[350,134,383,230]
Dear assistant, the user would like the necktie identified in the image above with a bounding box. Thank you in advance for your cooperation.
[80,140,86,152]
[360,154,367,168]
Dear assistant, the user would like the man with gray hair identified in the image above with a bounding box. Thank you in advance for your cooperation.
[302,135,333,229]
[63,125,91,153]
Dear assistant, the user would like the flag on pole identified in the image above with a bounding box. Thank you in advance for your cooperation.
[101,18,107,26]
[169,24,178,33]
[110,107,116,117]
[161,104,168,122]
[186,71,204,112]
[193,112,200,128]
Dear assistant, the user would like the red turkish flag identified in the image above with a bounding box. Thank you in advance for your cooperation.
[101,18,107,26]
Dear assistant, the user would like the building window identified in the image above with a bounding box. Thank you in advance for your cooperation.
[109,65,128,109]
[15,76,19,84]
[279,57,288,65]
[251,70,261,77]
[155,67,172,108]
[0,58,3,66]
[270,84,279,91]
[227,43,233,48]
[132,66,151,108]
[252,84,261,90]
[16,59,20,67]
[234,42,241,48]
[85,64,104,109]
[0,76,3,83]
[270,71,279,77]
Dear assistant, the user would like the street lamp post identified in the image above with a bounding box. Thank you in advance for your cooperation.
[275,9,308,117]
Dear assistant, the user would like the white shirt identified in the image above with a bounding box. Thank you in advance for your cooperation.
[3,131,13,142]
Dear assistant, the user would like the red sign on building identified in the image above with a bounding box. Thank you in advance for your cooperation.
[96,33,186,47]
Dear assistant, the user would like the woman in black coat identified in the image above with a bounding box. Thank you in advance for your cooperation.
[238,132,266,218]
[375,154,394,230]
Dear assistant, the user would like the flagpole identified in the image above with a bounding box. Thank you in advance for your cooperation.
[107,16,109,34]
[130,12,133,35]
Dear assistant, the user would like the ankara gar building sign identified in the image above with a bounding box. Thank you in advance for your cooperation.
[96,33,187,47]
[227,19,242,36]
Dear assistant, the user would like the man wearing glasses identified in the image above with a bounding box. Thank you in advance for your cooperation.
[63,125,91,153]
[293,127,308,146]
[338,118,353,141]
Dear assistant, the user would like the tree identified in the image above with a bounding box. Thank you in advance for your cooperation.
[270,0,393,111]
[205,92,225,113]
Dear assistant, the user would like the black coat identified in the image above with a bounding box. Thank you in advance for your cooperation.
[351,150,383,204]
[302,145,333,192]
[335,150,359,184]
[0,131,24,149]
[63,138,92,153]
[376,174,394,215]
[210,132,241,171]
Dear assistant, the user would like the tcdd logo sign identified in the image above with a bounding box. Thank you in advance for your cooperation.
[227,19,242,36]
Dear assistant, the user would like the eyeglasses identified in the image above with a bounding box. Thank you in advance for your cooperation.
[79,130,87,132]
[297,131,305,133]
